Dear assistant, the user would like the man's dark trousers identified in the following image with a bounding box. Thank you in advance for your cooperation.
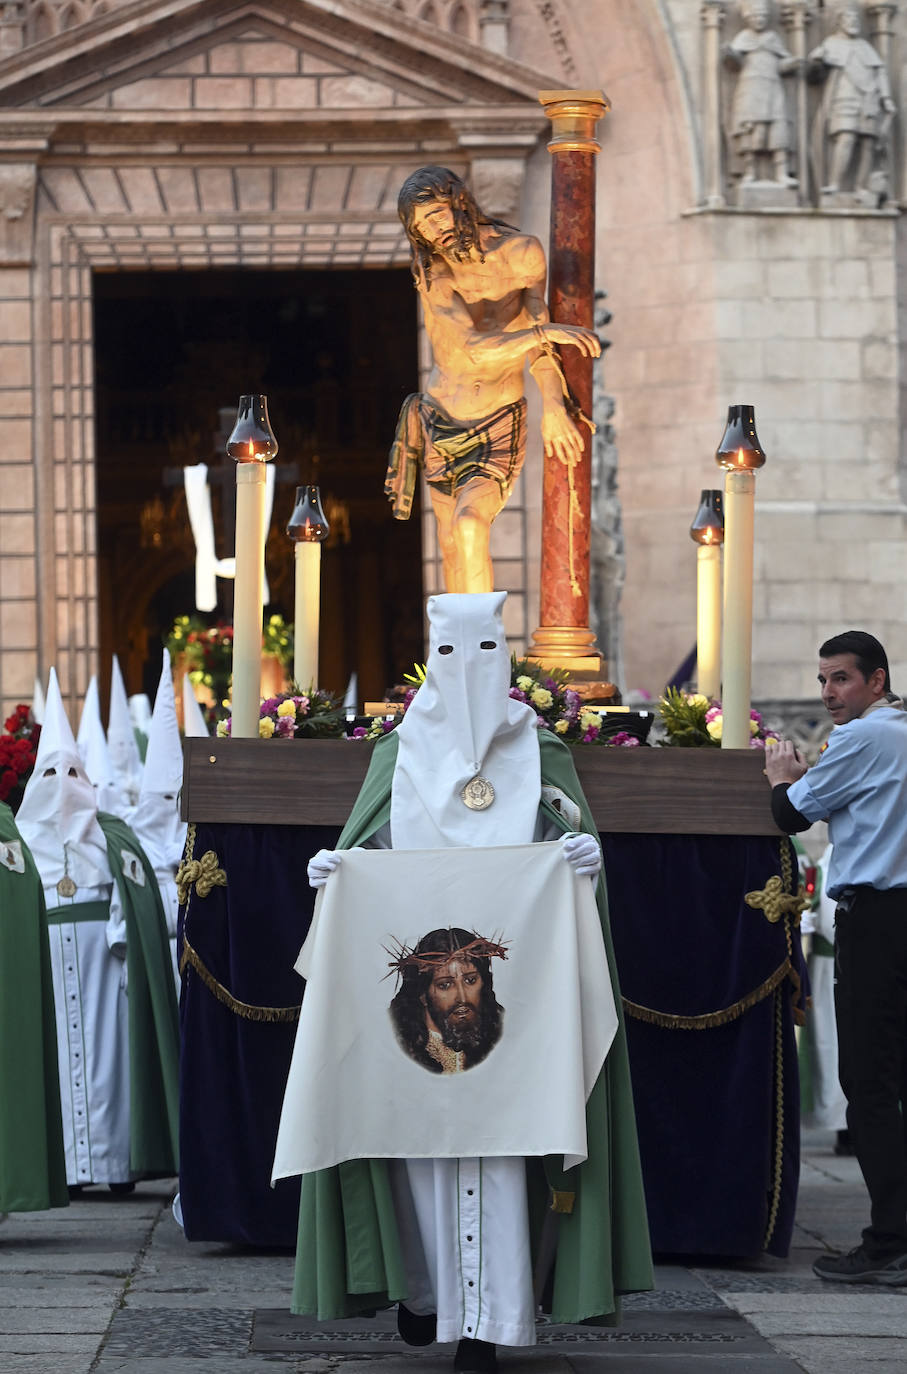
[835,887,907,1256]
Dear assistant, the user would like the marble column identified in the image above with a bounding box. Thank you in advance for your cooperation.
[529,90,610,680]
[701,0,727,208]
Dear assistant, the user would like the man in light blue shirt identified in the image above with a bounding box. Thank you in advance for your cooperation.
[766,630,907,1285]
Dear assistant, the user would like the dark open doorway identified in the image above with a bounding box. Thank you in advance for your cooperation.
[92,267,423,715]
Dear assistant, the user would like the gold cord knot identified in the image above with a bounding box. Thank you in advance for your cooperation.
[176,849,227,905]
[745,874,810,926]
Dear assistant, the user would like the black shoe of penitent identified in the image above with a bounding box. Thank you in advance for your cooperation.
[396,1304,437,1346]
[454,1337,497,1373]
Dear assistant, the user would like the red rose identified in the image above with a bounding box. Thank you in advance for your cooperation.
[4,714,19,734]
[0,768,17,800]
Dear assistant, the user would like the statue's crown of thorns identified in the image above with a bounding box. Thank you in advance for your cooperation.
[385,932,509,978]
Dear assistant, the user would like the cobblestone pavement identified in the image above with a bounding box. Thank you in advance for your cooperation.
[1,1131,905,1374]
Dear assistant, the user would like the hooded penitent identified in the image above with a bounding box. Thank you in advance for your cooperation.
[108,656,144,808]
[182,675,210,738]
[130,650,186,944]
[77,676,129,817]
[17,668,111,897]
[390,592,540,849]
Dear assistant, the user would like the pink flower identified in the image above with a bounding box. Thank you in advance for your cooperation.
[509,687,527,703]
[275,715,296,737]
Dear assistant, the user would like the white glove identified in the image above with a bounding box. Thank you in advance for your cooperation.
[307,848,343,889]
[561,831,602,879]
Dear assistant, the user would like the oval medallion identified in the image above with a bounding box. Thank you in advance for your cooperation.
[461,775,495,811]
[56,875,78,898]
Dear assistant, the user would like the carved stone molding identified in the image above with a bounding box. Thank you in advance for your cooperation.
[0,162,36,264]
[469,154,525,220]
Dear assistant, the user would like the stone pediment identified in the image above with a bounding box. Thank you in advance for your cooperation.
[0,0,555,113]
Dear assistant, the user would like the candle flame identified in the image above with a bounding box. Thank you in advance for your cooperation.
[248,439,254,457]
[736,447,744,466]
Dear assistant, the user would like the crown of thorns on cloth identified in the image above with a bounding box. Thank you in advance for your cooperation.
[384,932,509,981]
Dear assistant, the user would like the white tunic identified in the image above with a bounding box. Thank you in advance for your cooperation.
[373,813,557,1346]
[44,882,132,1186]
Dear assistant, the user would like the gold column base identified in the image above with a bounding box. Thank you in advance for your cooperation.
[527,625,611,684]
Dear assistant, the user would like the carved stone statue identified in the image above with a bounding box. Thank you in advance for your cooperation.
[723,0,800,188]
[808,2,896,204]
[385,166,600,595]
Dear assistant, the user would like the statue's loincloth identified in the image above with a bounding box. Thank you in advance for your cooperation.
[385,393,527,519]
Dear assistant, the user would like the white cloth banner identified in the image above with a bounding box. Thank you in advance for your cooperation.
[272,841,617,1179]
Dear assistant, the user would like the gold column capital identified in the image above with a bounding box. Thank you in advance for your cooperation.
[538,89,610,154]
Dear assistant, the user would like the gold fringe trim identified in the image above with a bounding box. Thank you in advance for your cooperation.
[550,1190,576,1215]
[621,958,793,1031]
[179,937,301,1023]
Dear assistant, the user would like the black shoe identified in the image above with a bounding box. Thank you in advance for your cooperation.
[454,1338,497,1373]
[108,1181,136,1195]
[813,1245,907,1285]
[397,1304,436,1346]
[834,1129,854,1156]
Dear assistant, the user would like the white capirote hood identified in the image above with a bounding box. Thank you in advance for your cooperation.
[17,667,110,894]
[108,655,144,807]
[77,675,129,816]
[130,649,186,870]
[390,592,540,849]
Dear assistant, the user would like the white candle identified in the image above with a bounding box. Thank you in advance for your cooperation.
[294,541,322,691]
[231,460,268,738]
[720,468,755,749]
[696,541,722,701]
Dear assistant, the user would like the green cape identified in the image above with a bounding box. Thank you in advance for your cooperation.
[0,802,69,1212]
[97,813,180,1175]
[291,731,653,1324]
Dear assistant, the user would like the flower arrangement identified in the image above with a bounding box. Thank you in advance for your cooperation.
[261,614,295,670]
[508,659,640,745]
[657,687,779,749]
[350,658,641,746]
[216,689,344,740]
[167,613,295,725]
[0,704,41,811]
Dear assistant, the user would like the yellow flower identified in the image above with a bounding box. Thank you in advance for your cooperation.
[764,736,779,749]
[530,687,553,709]
[749,718,759,736]
[686,693,708,708]
[276,699,297,718]
[706,718,723,740]
[555,719,569,735]
[216,720,228,737]
[516,675,533,691]
[259,716,276,738]
[579,708,600,731]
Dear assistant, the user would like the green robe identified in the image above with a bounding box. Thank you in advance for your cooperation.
[0,802,69,1212]
[97,813,180,1174]
[292,730,653,1324]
